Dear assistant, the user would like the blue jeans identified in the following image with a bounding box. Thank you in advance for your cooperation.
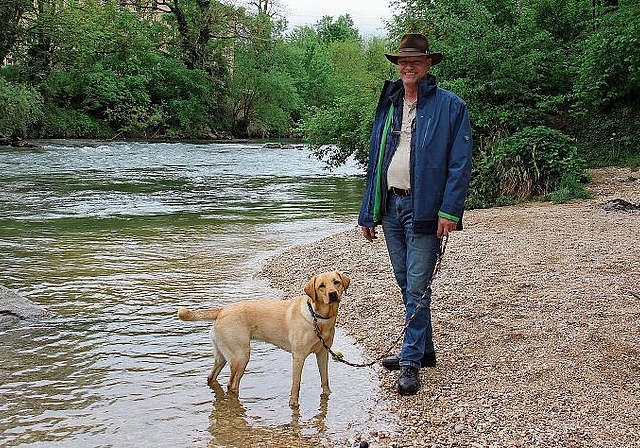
[382,194,441,368]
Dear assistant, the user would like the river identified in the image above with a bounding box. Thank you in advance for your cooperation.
[0,140,396,447]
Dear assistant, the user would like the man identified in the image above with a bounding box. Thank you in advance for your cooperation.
[358,33,473,395]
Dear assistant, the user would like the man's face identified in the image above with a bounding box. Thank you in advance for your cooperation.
[397,56,431,84]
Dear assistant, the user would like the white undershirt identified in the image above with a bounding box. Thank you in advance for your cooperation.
[386,99,416,191]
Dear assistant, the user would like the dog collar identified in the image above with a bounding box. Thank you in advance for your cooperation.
[307,301,331,320]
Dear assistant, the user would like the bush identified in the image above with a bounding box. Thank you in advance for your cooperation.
[37,104,114,138]
[574,1,640,111]
[547,174,592,204]
[491,126,586,200]
[574,102,640,168]
[465,153,501,209]
[466,126,589,208]
[0,77,43,137]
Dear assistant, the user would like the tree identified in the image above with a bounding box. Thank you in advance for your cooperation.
[19,1,229,138]
[573,0,640,164]
[286,26,333,110]
[0,0,31,64]
[229,38,301,137]
[227,6,301,137]
[157,0,241,72]
[575,0,640,109]
[302,37,389,168]
[315,14,361,44]
[389,0,589,139]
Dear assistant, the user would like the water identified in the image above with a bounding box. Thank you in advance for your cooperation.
[0,141,395,447]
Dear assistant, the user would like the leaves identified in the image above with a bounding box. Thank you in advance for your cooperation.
[491,126,585,200]
[0,0,637,179]
[0,77,43,137]
[575,0,640,109]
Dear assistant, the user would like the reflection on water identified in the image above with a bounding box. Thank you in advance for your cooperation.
[207,381,328,448]
[0,141,396,447]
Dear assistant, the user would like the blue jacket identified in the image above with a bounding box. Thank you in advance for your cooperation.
[358,75,473,234]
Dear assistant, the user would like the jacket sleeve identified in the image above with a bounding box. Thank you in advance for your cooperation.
[439,99,473,221]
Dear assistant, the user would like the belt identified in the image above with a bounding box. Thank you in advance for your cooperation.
[389,187,411,196]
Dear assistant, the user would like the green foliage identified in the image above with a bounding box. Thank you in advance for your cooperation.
[150,59,224,138]
[300,37,388,168]
[229,26,302,137]
[161,0,242,74]
[287,27,335,110]
[465,153,500,210]
[467,127,589,207]
[491,126,586,200]
[0,0,29,63]
[315,14,361,44]
[530,0,590,42]
[395,0,586,139]
[303,93,377,169]
[627,156,640,171]
[0,0,637,200]
[365,37,397,80]
[37,104,113,139]
[572,1,640,167]
[573,101,640,167]
[574,0,640,110]
[0,77,43,137]
[547,174,592,204]
[21,1,229,138]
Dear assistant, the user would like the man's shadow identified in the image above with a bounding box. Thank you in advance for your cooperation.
[206,382,329,447]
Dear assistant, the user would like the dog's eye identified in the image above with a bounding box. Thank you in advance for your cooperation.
[334,280,341,286]
[318,283,326,289]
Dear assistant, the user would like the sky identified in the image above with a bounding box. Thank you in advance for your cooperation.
[278,0,392,37]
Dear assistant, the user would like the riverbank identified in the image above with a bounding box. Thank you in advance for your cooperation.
[259,167,640,447]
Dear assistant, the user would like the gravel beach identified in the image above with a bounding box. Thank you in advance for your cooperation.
[258,167,640,448]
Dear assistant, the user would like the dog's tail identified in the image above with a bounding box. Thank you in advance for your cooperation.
[177,306,221,321]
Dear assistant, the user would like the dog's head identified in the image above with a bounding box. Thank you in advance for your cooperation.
[304,271,350,305]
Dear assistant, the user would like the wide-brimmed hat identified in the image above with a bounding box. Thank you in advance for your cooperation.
[385,33,443,66]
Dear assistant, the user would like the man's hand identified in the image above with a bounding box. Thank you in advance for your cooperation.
[361,226,378,242]
[437,217,457,239]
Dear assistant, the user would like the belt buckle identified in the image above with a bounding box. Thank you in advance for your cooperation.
[391,187,409,196]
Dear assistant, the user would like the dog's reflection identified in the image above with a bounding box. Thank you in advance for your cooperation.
[207,382,329,447]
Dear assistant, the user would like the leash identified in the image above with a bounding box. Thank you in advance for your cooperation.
[312,315,377,367]
[312,234,449,368]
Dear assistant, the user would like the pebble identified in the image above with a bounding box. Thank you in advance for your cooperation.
[259,168,640,448]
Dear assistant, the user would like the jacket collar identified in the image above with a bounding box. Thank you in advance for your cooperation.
[388,74,438,108]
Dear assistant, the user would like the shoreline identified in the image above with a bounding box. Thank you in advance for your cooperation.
[258,167,640,447]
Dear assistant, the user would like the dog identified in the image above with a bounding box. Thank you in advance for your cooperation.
[177,270,350,407]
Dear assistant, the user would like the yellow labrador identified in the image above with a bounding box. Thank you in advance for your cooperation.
[177,270,350,407]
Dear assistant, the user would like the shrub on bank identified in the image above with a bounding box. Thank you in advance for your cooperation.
[0,78,43,138]
[467,126,588,208]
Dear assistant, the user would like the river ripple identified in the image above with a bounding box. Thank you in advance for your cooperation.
[0,141,396,447]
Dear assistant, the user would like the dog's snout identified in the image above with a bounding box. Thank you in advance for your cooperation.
[329,291,339,302]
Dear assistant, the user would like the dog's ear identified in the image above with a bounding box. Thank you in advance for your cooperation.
[337,271,350,291]
[304,275,317,301]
